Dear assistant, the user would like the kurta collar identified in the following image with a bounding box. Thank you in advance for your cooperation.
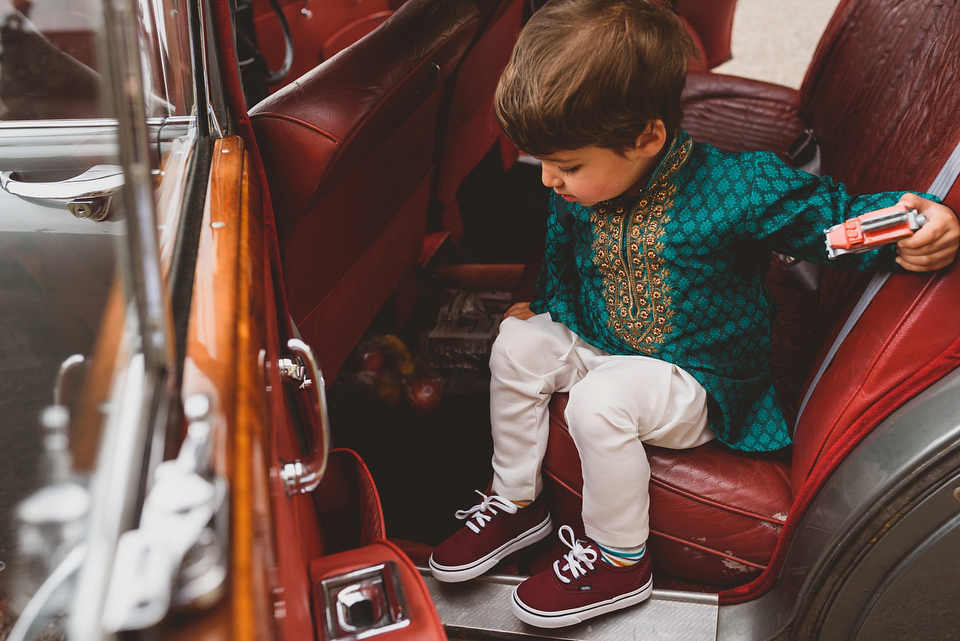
[596,131,693,210]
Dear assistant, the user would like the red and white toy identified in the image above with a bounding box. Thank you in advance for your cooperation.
[825,203,927,259]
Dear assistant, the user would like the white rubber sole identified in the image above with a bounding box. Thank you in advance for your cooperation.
[428,516,553,583]
[510,574,653,628]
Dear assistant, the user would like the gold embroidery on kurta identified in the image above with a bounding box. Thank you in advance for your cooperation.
[590,140,691,353]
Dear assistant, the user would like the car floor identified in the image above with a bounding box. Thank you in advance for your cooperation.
[327,150,548,567]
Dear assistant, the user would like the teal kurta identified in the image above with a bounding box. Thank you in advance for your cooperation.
[530,131,907,452]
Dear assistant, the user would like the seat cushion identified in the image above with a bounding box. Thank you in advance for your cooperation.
[543,394,792,588]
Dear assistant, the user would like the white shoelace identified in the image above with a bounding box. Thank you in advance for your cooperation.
[455,490,519,534]
[552,525,598,584]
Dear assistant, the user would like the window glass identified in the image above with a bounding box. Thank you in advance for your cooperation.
[0,0,196,122]
[0,0,102,121]
[0,0,199,634]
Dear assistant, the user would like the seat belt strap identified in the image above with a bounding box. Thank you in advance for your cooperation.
[929,140,960,198]
[793,272,889,429]
[793,139,960,433]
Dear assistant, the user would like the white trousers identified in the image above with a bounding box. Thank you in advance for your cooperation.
[489,313,713,547]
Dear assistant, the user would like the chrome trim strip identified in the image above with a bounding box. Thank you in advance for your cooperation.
[280,338,331,495]
[69,353,150,641]
[421,569,719,640]
[0,117,195,170]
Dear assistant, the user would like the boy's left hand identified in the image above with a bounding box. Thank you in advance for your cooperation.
[504,301,535,320]
[895,193,959,272]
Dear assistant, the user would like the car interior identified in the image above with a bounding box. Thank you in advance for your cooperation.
[230,0,960,635]
[0,0,958,637]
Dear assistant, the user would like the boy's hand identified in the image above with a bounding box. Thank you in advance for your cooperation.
[504,302,535,320]
[895,193,959,272]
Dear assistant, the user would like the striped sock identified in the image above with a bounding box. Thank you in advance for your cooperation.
[597,542,646,567]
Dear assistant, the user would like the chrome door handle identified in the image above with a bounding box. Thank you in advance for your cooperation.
[279,338,330,495]
[0,164,123,220]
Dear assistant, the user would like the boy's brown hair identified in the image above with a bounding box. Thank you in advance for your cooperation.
[494,0,697,156]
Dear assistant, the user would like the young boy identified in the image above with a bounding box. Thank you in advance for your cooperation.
[428,0,959,629]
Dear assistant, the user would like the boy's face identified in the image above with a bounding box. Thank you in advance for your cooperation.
[537,145,660,207]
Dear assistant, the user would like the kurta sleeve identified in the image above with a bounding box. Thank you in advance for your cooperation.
[742,151,916,270]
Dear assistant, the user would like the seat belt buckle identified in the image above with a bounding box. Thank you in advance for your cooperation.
[785,128,819,168]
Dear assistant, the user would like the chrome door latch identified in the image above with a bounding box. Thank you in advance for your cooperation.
[0,164,123,221]
[67,197,111,221]
[278,339,330,495]
[278,356,311,388]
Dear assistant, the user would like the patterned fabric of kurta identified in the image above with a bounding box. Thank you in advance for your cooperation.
[530,131,908,451]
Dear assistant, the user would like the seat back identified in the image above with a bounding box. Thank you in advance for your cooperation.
[800,0,960,194]
[250,0,480,380]
[790,188,960,489]
[790,0,960,488]
[250,0,402,93]
[676,0,737,68]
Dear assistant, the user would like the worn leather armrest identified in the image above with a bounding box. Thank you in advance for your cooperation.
[682,71,807,155]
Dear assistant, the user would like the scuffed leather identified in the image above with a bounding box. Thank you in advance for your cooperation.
[801,0,960,195]
[682,71,806,155]
[544,394,791,588]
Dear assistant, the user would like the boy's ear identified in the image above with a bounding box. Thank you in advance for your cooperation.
[630,120,668,158]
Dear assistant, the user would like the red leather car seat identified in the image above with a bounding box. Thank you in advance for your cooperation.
[535,0,960,590]
[676,0,737,69]
[250,0,481,381]
[252,0,405,93]
[433,0,525,239]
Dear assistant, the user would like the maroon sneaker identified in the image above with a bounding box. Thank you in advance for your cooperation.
[428,491,552,582]
[511,525,653,628]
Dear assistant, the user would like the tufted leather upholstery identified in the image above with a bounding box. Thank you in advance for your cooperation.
[250,0,480,381]
[535,0,960,589]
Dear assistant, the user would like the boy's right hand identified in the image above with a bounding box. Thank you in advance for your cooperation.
[504,302,534,320]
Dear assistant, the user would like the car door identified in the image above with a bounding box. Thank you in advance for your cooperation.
[0,0,226,637]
